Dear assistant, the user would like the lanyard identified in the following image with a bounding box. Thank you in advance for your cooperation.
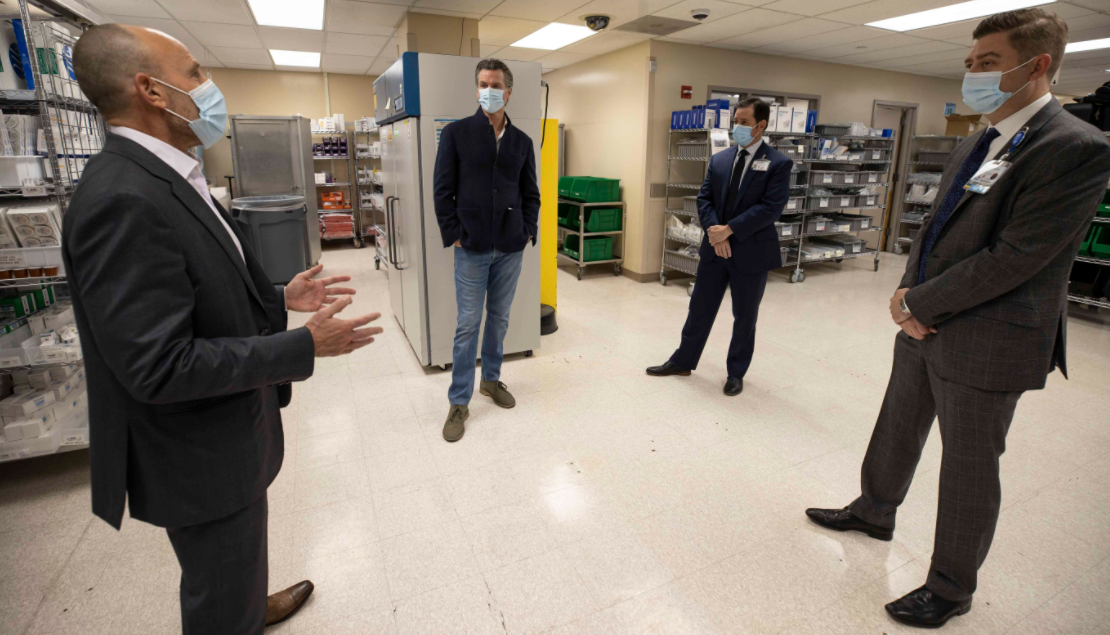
[996,125,1029,163]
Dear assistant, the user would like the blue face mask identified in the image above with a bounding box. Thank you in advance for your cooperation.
[961,57,1034,114]
[478,87,506,114]
[155,78,228,149]
[733,124,754,147]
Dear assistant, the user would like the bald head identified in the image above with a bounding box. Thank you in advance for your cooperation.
[73,24,194,119]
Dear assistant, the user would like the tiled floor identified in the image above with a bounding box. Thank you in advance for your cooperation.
[3,246,1110,635]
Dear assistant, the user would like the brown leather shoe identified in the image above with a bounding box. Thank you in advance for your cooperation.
[266,580,314,627]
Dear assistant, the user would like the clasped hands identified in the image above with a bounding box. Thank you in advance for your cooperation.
[707,225,733,258]
[889,288,937,341]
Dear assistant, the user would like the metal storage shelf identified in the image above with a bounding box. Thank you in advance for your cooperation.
[557,198,625,280]
[1075,254,1110,266]
[355,126,383,250]
[667,183,702,190]
[317,182,351,187]
[896,134,962,254]
[806,159,892,165]
[1068,293,1110,309]
[668,156,708,161]
[788,247,880,265]
[314,155,349,160]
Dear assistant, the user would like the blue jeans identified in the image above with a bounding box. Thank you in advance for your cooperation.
[449,247,524,406]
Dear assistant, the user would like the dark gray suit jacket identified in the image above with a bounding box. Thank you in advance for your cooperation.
[902,99,1110,392]
[63,134,316,530]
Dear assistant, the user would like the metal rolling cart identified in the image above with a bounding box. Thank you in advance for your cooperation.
[661,126,712,296]
[897,135,962,255]
[557,199,625,280]
[354,119,382,257]
[778,127,894,283]
[313,128,363,248]
[0,0,107,464]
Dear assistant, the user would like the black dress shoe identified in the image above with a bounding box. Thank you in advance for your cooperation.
[805,506,893,541]
[724,377,743,396]
[646,361,691,376]
[886,586,971,628]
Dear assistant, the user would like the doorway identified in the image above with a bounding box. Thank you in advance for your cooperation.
[872,101,918,253]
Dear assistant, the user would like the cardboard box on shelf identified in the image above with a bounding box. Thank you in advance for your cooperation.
[0,390,55,418]
[944,113,988,136]
[791,109,808,133]
[776,107,793,134]
[19,409,54,439]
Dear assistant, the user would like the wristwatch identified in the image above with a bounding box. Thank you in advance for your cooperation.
[900,298,911,314]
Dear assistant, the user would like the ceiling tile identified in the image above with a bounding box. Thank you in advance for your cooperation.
[803,32,928,58]
[223,62,275,70]
[413,0,501,12]
[327,1,408,36]
[495,46,548,61]
[181,21,263,48]
[761,0,870,16]
[479,15,548,46]
[906,18,979,43]
[89,0,170,19]
[323,53,374,73]
[369,58,394,75]
[258,27,325,52]
[379,38,401,61]
[881,48,967,68]
[715,17,847,49]
[326,32,389,56]
[490,0,592,22]
[105,14,213,59]
[536,50,589,70]
[833,39,961,63]
[650,0,749,23]
[560,30,652,54]
[157,0,253,25]
[555,0,681,30]
[201,58,224,67]
[409,7,484,19]
[1065,0,1110,11]
[480,44,504,57]
[819,0,965,26]
[755,24,889,53]
[209,46,272,65]
[666,9,766,42]
[892,57,969,75]
[274,65,320,73]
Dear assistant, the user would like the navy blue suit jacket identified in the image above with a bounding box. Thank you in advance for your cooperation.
[697,141,792,273]
[433,107,540,253]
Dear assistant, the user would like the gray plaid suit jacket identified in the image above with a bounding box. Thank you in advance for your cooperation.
[902,99,1110,392]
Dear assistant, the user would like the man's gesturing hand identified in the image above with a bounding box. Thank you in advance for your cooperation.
[285,264,356,313]
[305,296,383,357]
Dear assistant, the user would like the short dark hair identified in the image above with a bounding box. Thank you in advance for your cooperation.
[735,97,770,125]
[73,24,160,118]
[474,58,513,89]
[973,8,1068,77]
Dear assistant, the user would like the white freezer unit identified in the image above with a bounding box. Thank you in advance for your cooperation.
[376,53,541,368]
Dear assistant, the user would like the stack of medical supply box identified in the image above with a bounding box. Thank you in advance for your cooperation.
[670,100,731,131]
[766,105,817,134]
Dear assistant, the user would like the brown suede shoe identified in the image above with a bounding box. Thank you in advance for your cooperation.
[443,405,469,442]
[479,380,516,409]
[266,580,314,627]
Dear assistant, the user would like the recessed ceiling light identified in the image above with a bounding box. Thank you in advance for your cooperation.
[270,50,320,67]
[867,0,1054,32]
[1067,38,1110,53]
[247,0,324,30]
[511,23,596,50]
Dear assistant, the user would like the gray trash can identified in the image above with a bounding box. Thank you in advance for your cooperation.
[230,195,310,284]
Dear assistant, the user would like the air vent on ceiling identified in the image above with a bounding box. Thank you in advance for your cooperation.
[615,16,699,37]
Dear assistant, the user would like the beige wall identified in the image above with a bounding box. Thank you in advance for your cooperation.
[202,68,377,188]
[546,39,968,279]
[543,42,653,275]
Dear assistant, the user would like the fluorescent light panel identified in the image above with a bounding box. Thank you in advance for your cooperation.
[270,50,320,67]
[247,0,324,30]
[867,0,1054,32]
[1067,38,1110,53]
[511,23,595,50]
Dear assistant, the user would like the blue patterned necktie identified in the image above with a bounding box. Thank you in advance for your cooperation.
[917,128,1001,284]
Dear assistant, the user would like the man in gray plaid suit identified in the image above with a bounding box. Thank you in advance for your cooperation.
[807,8,1110,629]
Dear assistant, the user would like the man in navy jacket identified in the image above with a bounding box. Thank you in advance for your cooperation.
[648,98,792,396]
[433,58,540,442]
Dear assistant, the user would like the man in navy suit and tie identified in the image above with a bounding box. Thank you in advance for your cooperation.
[648,97,792,395]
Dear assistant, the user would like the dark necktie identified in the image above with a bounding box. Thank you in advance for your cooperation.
[724,148,749,221]
[917,128,1001,284]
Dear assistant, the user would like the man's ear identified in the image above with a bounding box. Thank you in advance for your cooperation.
[134,73,168,109]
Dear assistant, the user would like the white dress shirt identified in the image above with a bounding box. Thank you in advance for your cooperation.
[983,92,1052,165]
[729,138,764,187]
[112,126,244,262]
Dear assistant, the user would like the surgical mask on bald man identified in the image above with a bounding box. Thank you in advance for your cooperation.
[153,77,228,149]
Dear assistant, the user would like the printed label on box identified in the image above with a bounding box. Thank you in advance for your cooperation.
[873,150,881,159]
[61,432,87,446]
[844,175,855,183]
[819,198,828,208]
[841,197,850,206]
[0,356,21,369]
[868,174,877,183]
[787,200,797,209]
[816,221,826,231]
[852,244,861,253]
[822,174,832,184]
[0,252,27,268]
[782,227,792,236]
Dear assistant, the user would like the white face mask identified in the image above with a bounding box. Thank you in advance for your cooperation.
[961,57,1035,114]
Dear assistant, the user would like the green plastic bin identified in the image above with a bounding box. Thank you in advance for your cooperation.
[558,205,622,232]
[1079,226,1096,257]
[562,235,614,262]
[559,176,620,203]
[1098,190,1110,217]
[1092,226,1110,259]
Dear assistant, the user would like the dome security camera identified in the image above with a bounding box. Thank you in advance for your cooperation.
[584,15,610,31]
[691,8,711,21]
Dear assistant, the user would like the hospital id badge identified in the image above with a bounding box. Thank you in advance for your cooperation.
[964,160,1011,194]
[751,159,770,172]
